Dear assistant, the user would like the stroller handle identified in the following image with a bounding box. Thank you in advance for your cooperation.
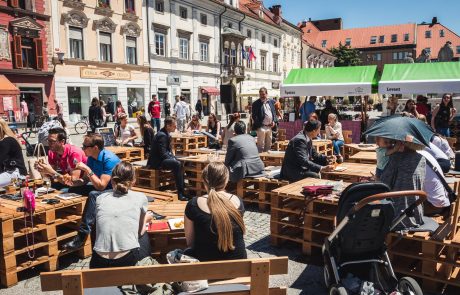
[351,190,427,215]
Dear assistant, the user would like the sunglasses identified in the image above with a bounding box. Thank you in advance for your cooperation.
[82,144,95,150]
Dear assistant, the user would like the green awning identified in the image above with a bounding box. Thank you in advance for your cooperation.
[280,65,378,96]
[379,62,460,94]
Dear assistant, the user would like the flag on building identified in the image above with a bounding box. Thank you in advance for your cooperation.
[248,46,256,61]
[242,46,246,60]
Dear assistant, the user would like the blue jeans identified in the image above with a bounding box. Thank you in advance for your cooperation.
[151,118,161,132]
[332,140,344,156]
[436,127,450,137]
[76,188,106,235]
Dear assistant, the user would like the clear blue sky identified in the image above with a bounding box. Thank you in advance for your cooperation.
[264,0,460,34]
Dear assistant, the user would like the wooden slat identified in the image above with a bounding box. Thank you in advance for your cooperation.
[41,257,288,291]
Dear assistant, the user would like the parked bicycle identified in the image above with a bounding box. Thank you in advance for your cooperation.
[74,116,89,135]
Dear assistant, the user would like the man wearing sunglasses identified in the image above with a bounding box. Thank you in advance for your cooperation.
[63,133,120,250]
[36,128,87,187]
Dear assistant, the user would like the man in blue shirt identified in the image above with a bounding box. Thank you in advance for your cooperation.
[299,96,317,123]
[63,133,120,250]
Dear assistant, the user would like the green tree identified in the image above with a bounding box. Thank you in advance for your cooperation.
[330,43,362,67]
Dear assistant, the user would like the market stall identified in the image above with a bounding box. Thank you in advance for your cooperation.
[379,62,460,94]
[0,75,20,121]
[279,66,379,142]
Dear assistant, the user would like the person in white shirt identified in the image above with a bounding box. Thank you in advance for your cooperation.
[417,149,450,215]
[325,113,345,163]
[115,113,138,146]
[174,96,190,133]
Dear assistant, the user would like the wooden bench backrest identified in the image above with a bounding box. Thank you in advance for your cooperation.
[449,181,460,240]
[342,130,353,144]
[41,257,288,295]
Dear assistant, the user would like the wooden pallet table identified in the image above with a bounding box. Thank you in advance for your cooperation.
[185,148,226,156]
[106,146,144,162]
[271,178,460,292]
[347,151,377,164]
[179,154,225,197]
[321,162,376,182]
[147,202,187,260]
[271,178,348,256]
[134,167,176,191]
[259,151,285,167]
[131,187,177,202]
[237,177,289,211]
[0,192,90,287]
[171,134,208,156]
[343,143,377,160]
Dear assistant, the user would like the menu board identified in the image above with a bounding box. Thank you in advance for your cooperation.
[96,127,116,146]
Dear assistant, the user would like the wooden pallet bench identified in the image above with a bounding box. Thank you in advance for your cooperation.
[40,257,289,295]
[180,154,225,197]
[259,151,284,167]
[106,146,144,162]
[171,134,208,156]
[343,143,377,160]
[0,193,90,287]
[347,151,377,164]
[237,177,289,211]
[134,167,176,191]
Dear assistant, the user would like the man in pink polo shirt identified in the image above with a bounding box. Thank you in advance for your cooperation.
[36,127,87,187]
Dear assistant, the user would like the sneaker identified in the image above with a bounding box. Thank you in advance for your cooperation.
[178,193,189,202]
[62,233,86,250]
[336,156,343,164]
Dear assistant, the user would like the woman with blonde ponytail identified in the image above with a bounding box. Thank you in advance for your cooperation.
[90,161,150,268]
[184,162,246,261]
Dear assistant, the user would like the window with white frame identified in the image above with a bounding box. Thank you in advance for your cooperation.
[126,36,137,64]
[262,35,266,43]
[179,6,187,19]
[69,26,84,59]
[247,29,251,38]
[230,43,237,65]
[125,0,135,13]
[379,35,385,43]
[273,54,278,72]
[425,30,431,38]
[457,46,460,54]
[200,41,208,62]
[345,38,351,46]
[99,32,112,62]
[260,51,266,71]
[440,30,445,37]
[391,34,397,42]
[370,36,377,44]
[155,33,165,56]
[321,40,327,48]
[155,0,164,12]
[404,33,409,41]
[179,37,189,59]
[274,39,278,47]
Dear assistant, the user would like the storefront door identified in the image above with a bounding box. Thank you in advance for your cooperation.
[99,87,117,115]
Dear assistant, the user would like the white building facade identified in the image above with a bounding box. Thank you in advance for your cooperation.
[50,0,150,122]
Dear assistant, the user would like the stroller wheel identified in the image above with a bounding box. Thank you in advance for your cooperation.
[329,285,348,295]
[398,277,423,295]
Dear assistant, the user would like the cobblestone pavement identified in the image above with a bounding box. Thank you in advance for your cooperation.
[0,205,326,295]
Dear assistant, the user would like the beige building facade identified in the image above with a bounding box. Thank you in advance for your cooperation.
[50,0,149,122]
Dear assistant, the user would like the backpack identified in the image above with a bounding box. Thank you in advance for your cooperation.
[38,119,63,145]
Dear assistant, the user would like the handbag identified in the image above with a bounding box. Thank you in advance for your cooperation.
[22,185,36,259]
[28,143,48,180]
[166,249,208,293]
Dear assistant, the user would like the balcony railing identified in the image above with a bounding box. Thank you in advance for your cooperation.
[221,64,245,79]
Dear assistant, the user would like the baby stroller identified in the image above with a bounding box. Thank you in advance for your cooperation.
[21,131,37,157]
[323,182,427,295]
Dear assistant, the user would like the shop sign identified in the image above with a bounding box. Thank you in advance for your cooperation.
[3,96,13,111]
[80,68,131,80]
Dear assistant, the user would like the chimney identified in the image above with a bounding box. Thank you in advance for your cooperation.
[300,21,307,28]
[432,17,438,25]
[270,5,282,17]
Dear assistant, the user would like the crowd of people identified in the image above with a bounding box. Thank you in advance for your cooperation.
[0,88,457,274]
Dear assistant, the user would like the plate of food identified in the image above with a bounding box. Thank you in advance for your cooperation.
[333,166,347,172]
[35,187,56,195]
[168,218,185,230]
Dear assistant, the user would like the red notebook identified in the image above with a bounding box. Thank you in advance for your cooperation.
[148,222,169,231]
[302,185,334,196]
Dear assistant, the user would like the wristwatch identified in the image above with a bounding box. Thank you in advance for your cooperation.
[87,171,95,177]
